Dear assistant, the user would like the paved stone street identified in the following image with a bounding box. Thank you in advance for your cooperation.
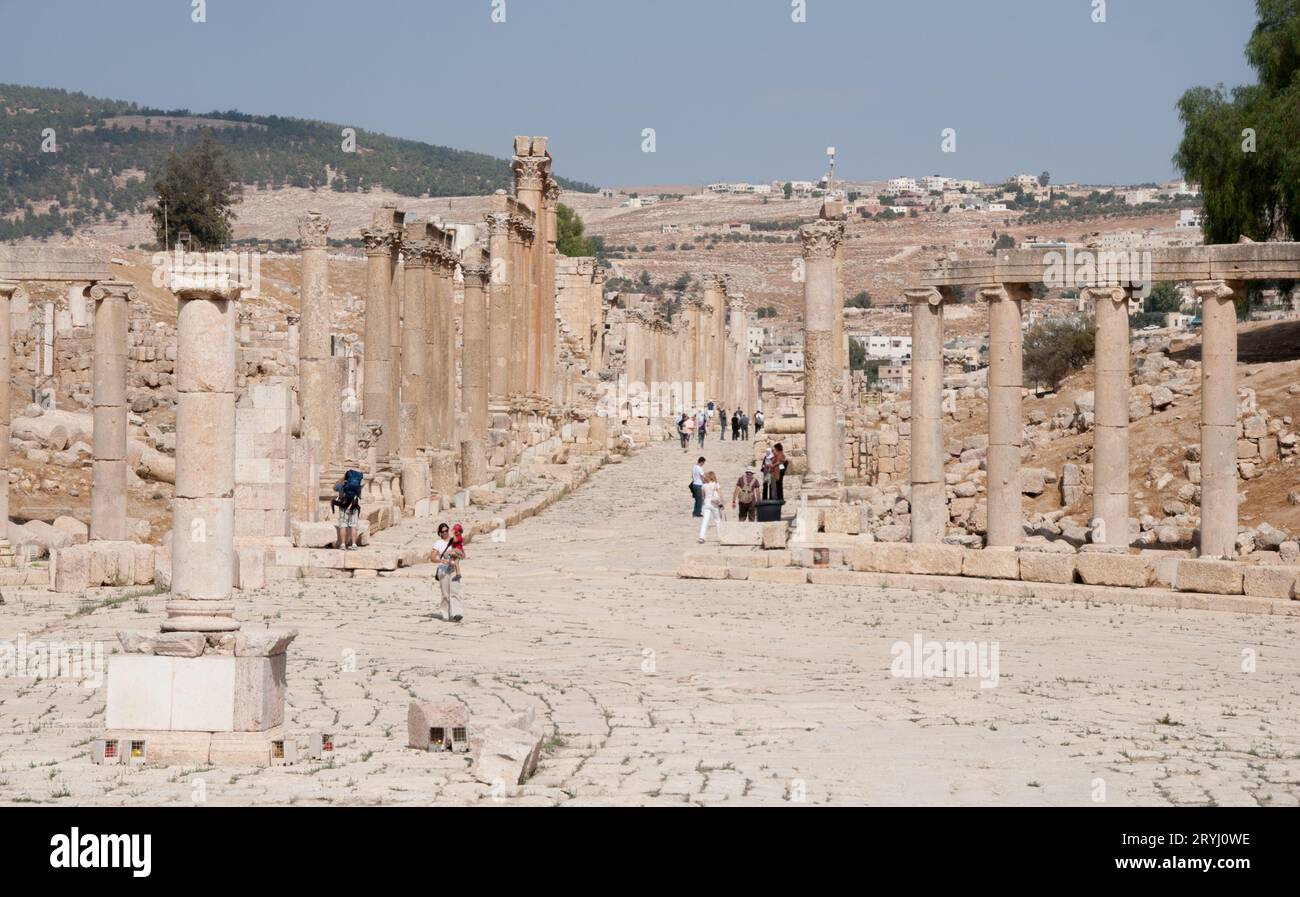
[2,436,1298,806]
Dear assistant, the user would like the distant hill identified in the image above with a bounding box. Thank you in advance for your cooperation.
[0,83,597,242]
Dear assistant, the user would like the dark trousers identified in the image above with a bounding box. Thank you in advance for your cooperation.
[691,483,703,517]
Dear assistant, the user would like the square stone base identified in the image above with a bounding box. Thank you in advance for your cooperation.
[100,726,286,767]
[106,653,286,732]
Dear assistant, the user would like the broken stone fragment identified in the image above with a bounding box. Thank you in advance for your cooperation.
[149,631,207,657]
[234,627,298,657]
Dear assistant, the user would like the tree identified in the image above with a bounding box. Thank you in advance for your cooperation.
[783,182,793,199]
[1144,282,1184,314]
[1038,171,1051,187]
[150,130,242,248]
[1175,0,1300,242]
[846,290,872,309]
[994,233,1016,250]
[556,203,597,256]
[1023,317,1095,390]
[848,338,867,371]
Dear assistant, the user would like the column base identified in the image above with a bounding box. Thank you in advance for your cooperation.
[97,726,288,767]
[801,474,843,505]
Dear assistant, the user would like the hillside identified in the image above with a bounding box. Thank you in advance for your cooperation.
[0,83,597,242]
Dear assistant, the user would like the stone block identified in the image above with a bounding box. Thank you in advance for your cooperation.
[209,729,283,765]
[962,547,1019,580]
[761,522,789,549]
[1175,558,1244,595]
[235,546,265,590]
[676,564,728,580]
[170,657,237,732]
[849,543,964,576]
[343,547,400,571]
[233,654,287,731]
[132,542,155,585]
[747,567,810,585]
[1075,552,1154,588]
[719,522,763,547]
[150,632,206,658]
[1242,565,1299,600]
[235,627,298,657]
[51,545,91,593]
[407,698,469,751]
[1017,551,1076,584]
[105,655,175,730]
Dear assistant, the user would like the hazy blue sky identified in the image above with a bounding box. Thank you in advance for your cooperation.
[0,0,1260,187]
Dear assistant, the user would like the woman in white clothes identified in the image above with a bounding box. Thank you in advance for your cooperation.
[697,471,724,543]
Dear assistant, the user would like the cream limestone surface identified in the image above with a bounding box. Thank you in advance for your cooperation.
[1,437,1297,806]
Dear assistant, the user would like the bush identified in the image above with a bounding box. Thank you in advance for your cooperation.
[1023,317,1095,390]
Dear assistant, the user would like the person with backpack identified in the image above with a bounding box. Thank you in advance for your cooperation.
[733,466,762,521]
[332,469,364,550]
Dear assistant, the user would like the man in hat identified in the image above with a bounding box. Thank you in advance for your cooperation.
[733,466,762,522]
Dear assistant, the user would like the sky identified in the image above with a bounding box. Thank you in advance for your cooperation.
[0,0,1262,188]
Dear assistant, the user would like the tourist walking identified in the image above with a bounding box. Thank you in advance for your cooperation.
[697,472,724,543]
[677,413,689,451]
[731,411,741,441]
[696,409,707,447]
[718,406,727,441]
[733,466,762,522]
[740,411,750,441]
[690,456,706,517]
[684,411,697,450]
[754,409,764,434]
[431,522,465,622]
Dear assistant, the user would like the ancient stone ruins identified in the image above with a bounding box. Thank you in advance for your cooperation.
[1,137,1299,794]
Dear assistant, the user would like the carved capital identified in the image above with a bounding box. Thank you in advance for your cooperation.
[402,240,433,267]
[484,211,512,237]
[88,279,139,303]
[701,272,728,293]
[1080,286,1128,306]
[297,210,331,248]
[978,285,1013,304]
[1192,279,1234,302]
[799,219,844,260]
[904,287,943,307]
[361,228,397,256]
[512,156,547,191]
[544,179,560,207]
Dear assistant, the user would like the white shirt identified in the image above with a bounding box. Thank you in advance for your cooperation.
[691,465,704,485]
[702,482,722,508]
[433,539,453,560]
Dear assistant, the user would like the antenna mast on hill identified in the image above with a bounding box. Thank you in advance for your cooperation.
[826,146,836,195]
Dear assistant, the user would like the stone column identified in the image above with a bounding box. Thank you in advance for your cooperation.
[507,219,532,406]
[513,138,549,406]
[799,218,845,503]
[1088,286,1131,547]
[728,294,749,412]
[388,241,404,444]
[700,275,724,405]
[1196,279,1239,558]
[89,280,136,542]
[0,282,16,555]
[486,203,512,409]
[542,179,560,407]
[461,247,490,447]
[399,226,430,455]
[297,211,338,464]
[982,284,1026,547]
[428,246,454,448]
[907,286,945,543]
[361,227,395,456]
[165,283,240,632]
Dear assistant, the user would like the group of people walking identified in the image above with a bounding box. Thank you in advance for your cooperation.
[677,407,763,451]
[689,442,787,542]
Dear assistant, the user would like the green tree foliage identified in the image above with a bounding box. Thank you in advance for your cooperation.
[783,181,793,199]
[151,131,242,248]
[556,203,596,256]
[993,233,1016,250]
[1144,282,1184,314]
[846,290,872,309]
[1023,317,1096,390]
[1174,0,1300,241]
[848,338,867,371]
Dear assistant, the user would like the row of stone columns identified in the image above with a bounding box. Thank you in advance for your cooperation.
[904,278,1241,559]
